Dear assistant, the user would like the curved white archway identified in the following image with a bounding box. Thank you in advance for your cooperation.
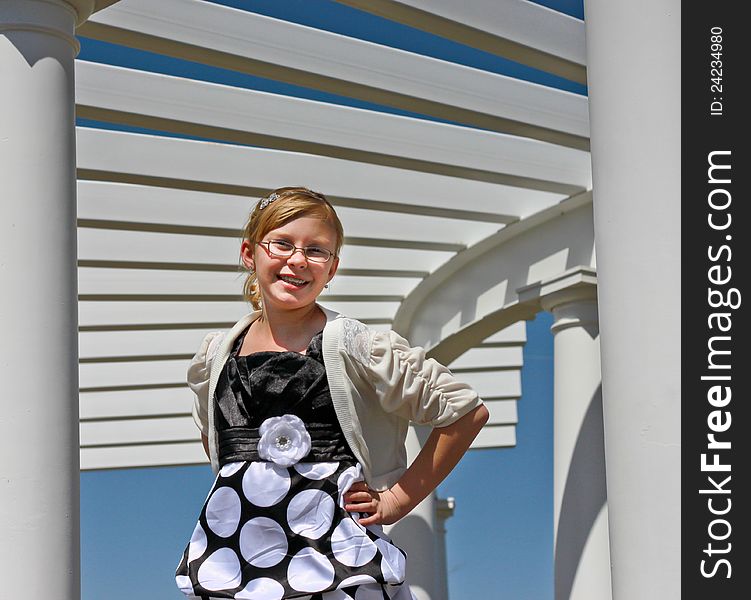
[395,192,594,363]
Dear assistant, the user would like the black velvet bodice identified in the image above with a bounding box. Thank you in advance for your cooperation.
[213,327,356,465]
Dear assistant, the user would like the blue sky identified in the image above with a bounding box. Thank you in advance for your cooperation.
[79,1,581,598]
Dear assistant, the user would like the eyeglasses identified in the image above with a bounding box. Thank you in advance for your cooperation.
[257,239,336,263]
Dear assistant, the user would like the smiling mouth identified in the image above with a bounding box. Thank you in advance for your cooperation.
[277,274,309,287]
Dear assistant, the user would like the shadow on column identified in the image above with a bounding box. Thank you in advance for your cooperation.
[390,513,436,598]
[555,384,607,600]
[3,31,75,67]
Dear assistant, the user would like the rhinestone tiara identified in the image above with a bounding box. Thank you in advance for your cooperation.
[258,192,280,210]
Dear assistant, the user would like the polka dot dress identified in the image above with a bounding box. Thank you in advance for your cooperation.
[176,330,415,600]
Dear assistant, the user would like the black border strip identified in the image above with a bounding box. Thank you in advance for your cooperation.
[682,3,749,596]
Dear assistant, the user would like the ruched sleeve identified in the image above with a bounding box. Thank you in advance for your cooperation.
[187,331,225,435]
[365,329,483,427]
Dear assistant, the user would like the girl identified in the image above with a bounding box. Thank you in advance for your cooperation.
[176,187,488,600]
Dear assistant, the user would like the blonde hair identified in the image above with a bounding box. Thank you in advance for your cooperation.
[242,187,344,310]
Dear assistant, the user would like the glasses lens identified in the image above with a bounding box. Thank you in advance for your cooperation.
[264,240,333,262]
[304,247,332,262]
[268,240,294,256]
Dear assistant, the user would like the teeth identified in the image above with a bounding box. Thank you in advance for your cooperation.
[279,275,306,285]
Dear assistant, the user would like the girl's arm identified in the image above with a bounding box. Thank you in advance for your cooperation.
[201,433,210,459]
[343,403,489,525]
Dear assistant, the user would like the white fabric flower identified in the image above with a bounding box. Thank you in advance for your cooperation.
[257,414,311,467]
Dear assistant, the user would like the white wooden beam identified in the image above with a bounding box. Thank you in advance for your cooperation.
[80,359,189,389]
[483,399,518,426]
[81,441,207,470]
[77,128,567,213]
[77,227,454,272]
[448,346,524,370]
[335,0,586,83]
[78,268,423,300]
[75,62,590,191]
[77,299,400,328]
[77,180,503,246]
[482,321,527,345]
[80,387,191,420]
[79,0,589,146]
[456,370,521,399]
[471,425,516,449]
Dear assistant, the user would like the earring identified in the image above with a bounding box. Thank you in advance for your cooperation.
[324,283,330,289]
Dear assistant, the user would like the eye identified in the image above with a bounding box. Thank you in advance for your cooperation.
[269,239,294,253]
[305,246,331,260]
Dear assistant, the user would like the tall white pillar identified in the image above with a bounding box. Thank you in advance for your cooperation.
[434,496,455,600]
[387,424,441,600]
[583,2,681,598]
[541,282,611,600]
[0,2,93,597]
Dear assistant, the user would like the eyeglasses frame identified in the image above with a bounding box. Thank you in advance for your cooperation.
[256,239,337,263]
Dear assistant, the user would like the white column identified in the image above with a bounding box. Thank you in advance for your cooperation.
[0,2,93,597]
[434,496,455,600]
[541,284,611,600]
[583,2,681,598]
[386,425,440,600]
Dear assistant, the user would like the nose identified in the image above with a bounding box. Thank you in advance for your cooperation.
[286,248,308,267]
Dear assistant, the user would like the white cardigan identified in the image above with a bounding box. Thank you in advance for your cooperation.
[188,305,483,490]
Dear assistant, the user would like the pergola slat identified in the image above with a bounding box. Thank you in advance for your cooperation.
[448,346,524,370]
[470,425,516,449]
[75,61,590,190]
[78,300,401,328]
[80,442,207,470]
[454,370,521,399]
[80,359,189,390]
[77,228,453,271]
[484,399,519,426]
[81,416,197,446]
[80,328,208,361]
[80,387,191,420]
[77,128,568,213]
[335,0,586,83]
[78,269,422,299]
[77,180,502,246]
[79,0,588,145]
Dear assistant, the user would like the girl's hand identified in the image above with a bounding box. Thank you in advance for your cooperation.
[343,482,408,526]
